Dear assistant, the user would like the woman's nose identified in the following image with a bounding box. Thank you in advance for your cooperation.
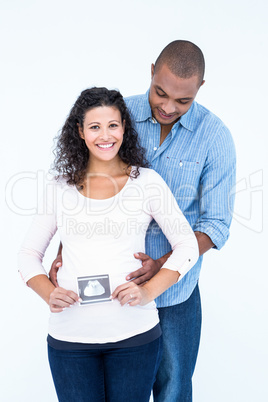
[100,129,110,140]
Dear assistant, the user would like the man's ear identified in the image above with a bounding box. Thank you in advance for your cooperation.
[200,80,205,87]
[78,124,84,139]
[151,63,155,79]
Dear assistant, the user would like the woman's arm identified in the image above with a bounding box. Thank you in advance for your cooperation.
[126,232,214,285]
[111,268,179,306]
[27,274,79,312]
[18,179,79,311]
[27,274,56,304]
[18,179,58,284]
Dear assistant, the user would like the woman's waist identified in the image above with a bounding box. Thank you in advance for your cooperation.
[48,298,159,344]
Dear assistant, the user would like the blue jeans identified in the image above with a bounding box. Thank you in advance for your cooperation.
[48,336,162,402]
[153,284,202,402]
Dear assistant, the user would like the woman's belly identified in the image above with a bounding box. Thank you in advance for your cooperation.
[49,271,159,344]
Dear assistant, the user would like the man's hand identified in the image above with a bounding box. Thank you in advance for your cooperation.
[125,253,162,285]
[49,256,62,287]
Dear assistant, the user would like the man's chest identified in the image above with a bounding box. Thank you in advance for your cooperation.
[139,122,205,177]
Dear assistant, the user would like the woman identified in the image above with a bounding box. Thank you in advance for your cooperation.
[18,87,198,402]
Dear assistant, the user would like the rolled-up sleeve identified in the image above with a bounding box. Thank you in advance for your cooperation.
[193,125,236,249]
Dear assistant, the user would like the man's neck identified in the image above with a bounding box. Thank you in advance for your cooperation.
[160,123,174,146]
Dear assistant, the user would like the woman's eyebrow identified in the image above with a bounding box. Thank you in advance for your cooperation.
[87,121,100,126]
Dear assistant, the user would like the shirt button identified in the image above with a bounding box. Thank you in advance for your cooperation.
[153,147,157,151]
[179,161,183,167]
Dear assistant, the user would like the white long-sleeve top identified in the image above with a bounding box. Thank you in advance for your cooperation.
[18,167,198,344]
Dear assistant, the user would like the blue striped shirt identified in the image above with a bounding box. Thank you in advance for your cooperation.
[125,91,236,307]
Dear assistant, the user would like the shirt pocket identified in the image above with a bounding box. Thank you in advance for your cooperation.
[173,159,200,171]
[166,158,200,172]
[164,158,201,203]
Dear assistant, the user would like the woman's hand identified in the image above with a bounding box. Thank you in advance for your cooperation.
[49,287,80,313]
[111,281,152,307]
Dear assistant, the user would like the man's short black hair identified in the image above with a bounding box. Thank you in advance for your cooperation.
[154,40,205,85]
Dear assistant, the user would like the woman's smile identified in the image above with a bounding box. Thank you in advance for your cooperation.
[96,142,115,150]
[79,106,125,163]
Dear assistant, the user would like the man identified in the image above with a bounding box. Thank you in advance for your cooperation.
[50,40,236,401]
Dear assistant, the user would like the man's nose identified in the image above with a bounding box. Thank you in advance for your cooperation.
[162,99,176,115]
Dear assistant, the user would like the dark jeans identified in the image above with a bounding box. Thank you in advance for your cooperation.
[48,336,162,402]
[153,283,202,402]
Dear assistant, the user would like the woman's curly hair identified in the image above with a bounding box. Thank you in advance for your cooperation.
[52,87,148,186]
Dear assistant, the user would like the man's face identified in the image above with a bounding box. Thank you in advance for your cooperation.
[149,63,204,126]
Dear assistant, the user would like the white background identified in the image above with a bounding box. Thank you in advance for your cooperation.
[1,0,268,401]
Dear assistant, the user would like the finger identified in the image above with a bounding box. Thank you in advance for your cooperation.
[59,291,79,305]
[49,296,76,309]
[113,283,136,302]
[50,305,64,313]
[126,266,147,281]
[51,289,79,305]
[64,289,79,303]
[54,294,76,305]
[133,252,149,261]
[111,285,123,299]
[130,275,149,286]
[117,289,132,303]
[51,300,73,308]
[49,268,59,287]
[49,260,62,286]
[55,288,78,298]
[128,298,141,307]
[119,291,138,306]
[50,304,64,313]
[111,283,132,299]
[49,274,59,288]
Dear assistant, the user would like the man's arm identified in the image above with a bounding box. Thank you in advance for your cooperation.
[194,231,215,255]
[155,231,214,263]
[49,242,63,287]
[193,125,236,249]
[126,231,214,285]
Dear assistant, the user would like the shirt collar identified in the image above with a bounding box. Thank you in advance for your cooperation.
[135,90,153,122]
[178,102,197,132]
[135,90,197,132]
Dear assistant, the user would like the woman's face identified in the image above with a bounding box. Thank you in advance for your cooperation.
[79,106,125,164]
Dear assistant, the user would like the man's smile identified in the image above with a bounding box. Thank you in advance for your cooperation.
[157,108,177,120]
